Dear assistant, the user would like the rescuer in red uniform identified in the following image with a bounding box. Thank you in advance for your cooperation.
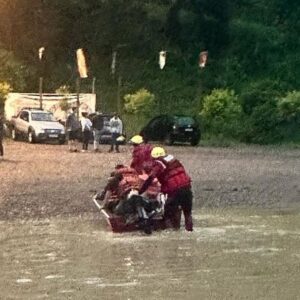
[129,135,153,174]
[139,147,193,231]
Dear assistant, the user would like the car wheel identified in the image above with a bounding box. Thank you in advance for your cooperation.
[164,134,174,146]
[27,130,36,143]
[11,127,18,141]
[58,138,66,145]
[190,135,200,146]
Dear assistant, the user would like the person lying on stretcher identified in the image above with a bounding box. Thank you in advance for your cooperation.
[95,165,164,232]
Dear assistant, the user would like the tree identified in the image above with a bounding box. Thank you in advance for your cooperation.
[124,88,155,116]
[0,81,12,113]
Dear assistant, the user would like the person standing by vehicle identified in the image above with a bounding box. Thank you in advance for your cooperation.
[129,135,153,174]
[139,147,193,231]
[80,112,92,152]
[66,107,81,152]
[109,113,123,153]
[92,112,104,152]
[0,113,4,159]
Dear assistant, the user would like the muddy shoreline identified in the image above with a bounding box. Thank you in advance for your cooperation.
[0,140,299,221]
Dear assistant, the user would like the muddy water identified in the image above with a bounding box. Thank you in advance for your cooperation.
[1,208,300,300]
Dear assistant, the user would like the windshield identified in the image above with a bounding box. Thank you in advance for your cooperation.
[174,116,195,126]
[31,112,55,122]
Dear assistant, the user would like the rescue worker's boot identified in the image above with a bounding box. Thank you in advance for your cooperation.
[184,212,193,231]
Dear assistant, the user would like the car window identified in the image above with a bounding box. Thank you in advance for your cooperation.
[31,112,55,122]
[20,111,29,121]
[174,116,195,126]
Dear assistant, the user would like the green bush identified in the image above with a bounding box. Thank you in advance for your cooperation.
[124,88,156,116]
[278,91,300,122]
[200,89,243,138]
[243,99,282,144]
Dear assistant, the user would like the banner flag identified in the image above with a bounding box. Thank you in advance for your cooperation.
[159,51,167,69]
[199,51,208,68]
[76,48,88,78]
[111,51,117,75]
[38,47,45,60]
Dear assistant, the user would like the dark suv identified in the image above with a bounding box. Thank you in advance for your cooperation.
[140,115,201,146]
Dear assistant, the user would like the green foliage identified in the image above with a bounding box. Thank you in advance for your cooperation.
[0,81,12,113]
[200,89,243,138]
[56,85,71,112]
[239,80,284,115]
[0,48,27,90]
[0,1,299,144]
[278,91,300,122]
[124,88,155,116]
[243,99,281,144]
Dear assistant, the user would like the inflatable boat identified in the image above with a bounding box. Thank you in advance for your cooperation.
[93,197,181,233]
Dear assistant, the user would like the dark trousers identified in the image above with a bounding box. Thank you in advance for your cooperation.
[165,187,193,231]
[82,130,90,150]
[0,137,3,156]
[110,132,120,151]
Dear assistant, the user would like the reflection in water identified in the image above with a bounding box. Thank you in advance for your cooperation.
[0,208,300,299]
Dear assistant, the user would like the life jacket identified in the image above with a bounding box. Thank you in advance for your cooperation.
[138,174,161,199]
[115,167,140,198]
[155,155,191,195]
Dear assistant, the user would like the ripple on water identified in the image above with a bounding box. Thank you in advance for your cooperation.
[16,278,32,284]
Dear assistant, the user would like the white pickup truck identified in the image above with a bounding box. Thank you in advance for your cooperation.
[10,108,66,144]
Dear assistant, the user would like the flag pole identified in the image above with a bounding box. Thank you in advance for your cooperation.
[76,77,80,121]
[92,77,96,94]
[39,77,43,110]
[76,48,88,120]
[38,47,45,110]
[117,75,122,114]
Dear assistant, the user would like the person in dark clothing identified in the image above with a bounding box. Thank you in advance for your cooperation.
[92,112,104,152]
[66,107,81,152]
[0,113,4,158]
[139,147,193,231]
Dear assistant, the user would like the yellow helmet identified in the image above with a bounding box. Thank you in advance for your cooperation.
[151,147,166,158]
[130,135,144,145]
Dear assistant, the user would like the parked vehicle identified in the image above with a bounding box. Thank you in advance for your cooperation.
[9,108,66,144]
[140,114,201,146]
[88,113,126,144]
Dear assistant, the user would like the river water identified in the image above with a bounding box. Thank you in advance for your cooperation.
[1,208,300,300]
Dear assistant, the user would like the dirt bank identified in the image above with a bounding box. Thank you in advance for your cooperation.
[0,140,299,220]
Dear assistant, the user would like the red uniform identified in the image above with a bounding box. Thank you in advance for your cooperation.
[130,144,153,174]
[140,154,193,231]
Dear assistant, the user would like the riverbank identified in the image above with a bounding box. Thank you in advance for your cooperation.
[0,140,299,220]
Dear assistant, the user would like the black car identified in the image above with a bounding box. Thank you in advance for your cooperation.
[140,115,201,146]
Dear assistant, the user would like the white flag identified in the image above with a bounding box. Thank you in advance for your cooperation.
[76,48,88,78]
[159,51,167,69]
[199,51,208,68]
[111,51,117,75]
[38,47,45,60]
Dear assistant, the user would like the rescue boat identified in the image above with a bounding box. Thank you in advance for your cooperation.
[92,196,181,233]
